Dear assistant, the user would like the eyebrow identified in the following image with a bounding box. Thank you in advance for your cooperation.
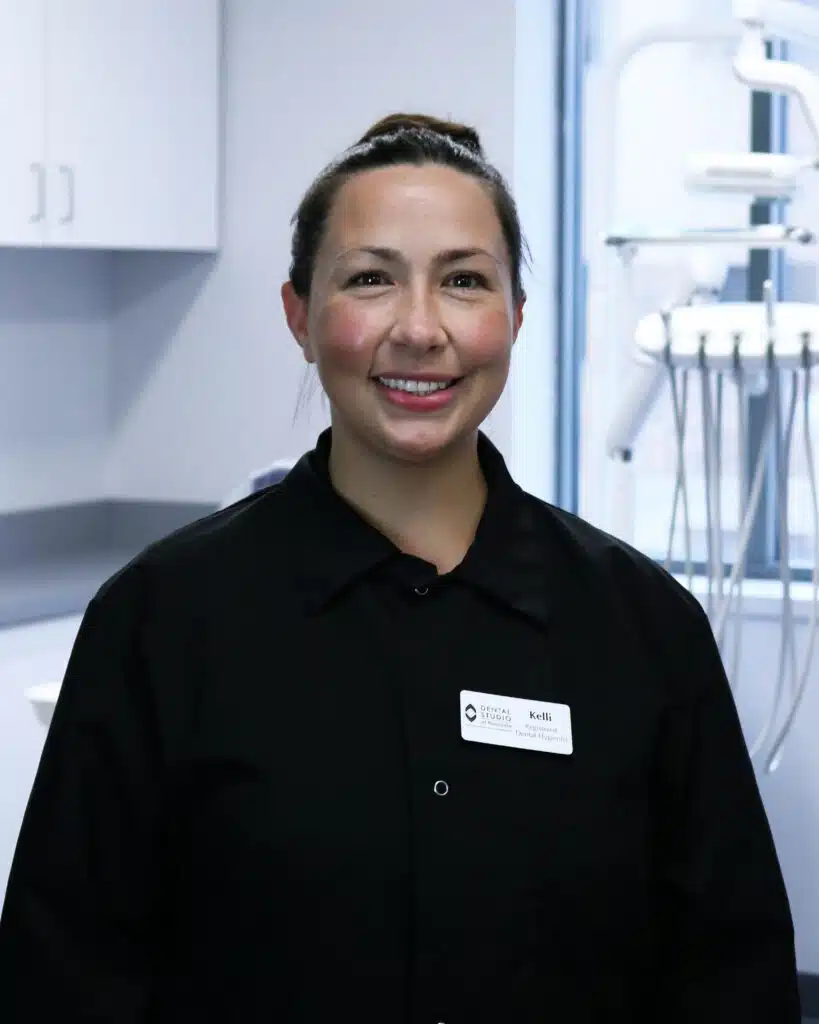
[337,246,502,266]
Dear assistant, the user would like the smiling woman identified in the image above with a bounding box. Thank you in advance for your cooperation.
[0,112,802,1024]
[282,115,526,502]
[277,115,530,571]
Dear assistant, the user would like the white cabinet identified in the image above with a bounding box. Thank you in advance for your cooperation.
[0,0,220,252]
[0,1,47,246]
[46,0,220,251]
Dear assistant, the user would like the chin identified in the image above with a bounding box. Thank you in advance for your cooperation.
[375,422,475,466]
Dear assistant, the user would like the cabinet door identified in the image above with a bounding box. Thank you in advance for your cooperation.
[45,0,220,251]
[0,0,46,246]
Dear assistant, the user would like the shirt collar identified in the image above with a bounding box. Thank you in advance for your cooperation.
[278,428,568,626]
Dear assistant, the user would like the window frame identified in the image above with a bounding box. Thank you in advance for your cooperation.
[567,23,811,579]
[554,0,587,514]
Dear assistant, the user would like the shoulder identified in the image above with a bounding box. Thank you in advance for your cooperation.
[519,494,723,703]
[92,484,295,620]
[520,490,712,643]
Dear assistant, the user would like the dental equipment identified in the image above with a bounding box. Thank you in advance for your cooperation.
[219,458,297,511]
[632,301,819,372]
[586,1,819,541]
[734,2,819,149]
[604,241,816,462]
[589,0,819,768]
[609,285,819,771]
[606,225,815,249]
[684,151,812,199]
[735,0,819,51]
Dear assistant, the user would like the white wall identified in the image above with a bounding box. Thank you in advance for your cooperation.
[581,0,819,974]
[0,0,559,899]
[0,616,81,905]
[724,595,819,976]
[0,250,110,513]
[106,0,558,505]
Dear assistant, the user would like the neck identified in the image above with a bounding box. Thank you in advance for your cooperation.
[328,427,488,574]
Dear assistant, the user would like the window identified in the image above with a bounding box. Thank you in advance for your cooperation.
[781,34,819,574]
[573,16,814,579]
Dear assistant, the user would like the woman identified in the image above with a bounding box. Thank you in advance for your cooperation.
[0,113,801,1022]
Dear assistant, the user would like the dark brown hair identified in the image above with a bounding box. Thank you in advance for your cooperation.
[288,113,528,303]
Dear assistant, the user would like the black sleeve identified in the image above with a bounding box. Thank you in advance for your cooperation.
[655,596,802,1022]
[0,571,167,1021]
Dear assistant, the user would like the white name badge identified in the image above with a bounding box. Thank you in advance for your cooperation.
[460,690,573,755]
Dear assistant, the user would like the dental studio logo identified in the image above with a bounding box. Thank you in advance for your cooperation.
[464,701,513,726]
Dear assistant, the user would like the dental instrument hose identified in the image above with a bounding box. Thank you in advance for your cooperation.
[751,367,799,761]
[730,345,749,688]
[664,310,694,586]
[666,369,694,585]
[713,370,778,647]
[768,344,819,772]
[716,283,783,652]
[715,371,726,608]
[700,340,718,618]
[781,372,800,700]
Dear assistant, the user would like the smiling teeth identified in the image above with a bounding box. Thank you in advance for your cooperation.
[377,377,452,394]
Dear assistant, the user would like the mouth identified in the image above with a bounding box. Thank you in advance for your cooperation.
[371,375,464,411]
[372,376,461,394]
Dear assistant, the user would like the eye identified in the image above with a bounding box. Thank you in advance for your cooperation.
[346,270,391,288]
[445,271,488,290]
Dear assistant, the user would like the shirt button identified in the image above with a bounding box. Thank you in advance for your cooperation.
[414,584,429,596]
[433,780,449,796]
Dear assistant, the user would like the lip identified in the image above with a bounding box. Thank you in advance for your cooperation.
[371,373,460,383]
[372,376,462,412]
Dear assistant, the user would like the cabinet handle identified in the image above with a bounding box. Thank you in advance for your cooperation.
[29,163,45,223]
[59,165,75,224]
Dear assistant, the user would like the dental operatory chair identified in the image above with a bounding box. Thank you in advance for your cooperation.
[218,458,297,510]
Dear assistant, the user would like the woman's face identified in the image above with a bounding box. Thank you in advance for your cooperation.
[282,163,524,464]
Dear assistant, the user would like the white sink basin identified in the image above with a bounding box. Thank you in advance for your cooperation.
[24,682,61,727]
[0,613,80,728]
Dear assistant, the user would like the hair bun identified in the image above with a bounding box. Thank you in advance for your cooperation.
[357,113,484,157]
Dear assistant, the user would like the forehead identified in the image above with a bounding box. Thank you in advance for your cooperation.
[323,163,504,255]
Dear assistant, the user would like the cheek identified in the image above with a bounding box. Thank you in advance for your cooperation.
[313,303,375,373]
[461,308,513,366]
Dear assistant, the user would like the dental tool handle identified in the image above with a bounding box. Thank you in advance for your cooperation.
[763,278,776,336]
[605,360,667,460]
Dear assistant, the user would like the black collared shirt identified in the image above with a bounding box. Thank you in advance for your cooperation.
[0,430,801,1023]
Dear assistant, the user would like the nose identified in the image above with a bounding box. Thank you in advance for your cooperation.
[391,283,446,350]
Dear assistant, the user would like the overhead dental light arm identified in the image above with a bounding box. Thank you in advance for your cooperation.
[734,2,819,149]
[606,225,815,248]
[734,0,819,48]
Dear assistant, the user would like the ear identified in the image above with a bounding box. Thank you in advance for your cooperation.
[281,281,315,363]
[512,293,525,344]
